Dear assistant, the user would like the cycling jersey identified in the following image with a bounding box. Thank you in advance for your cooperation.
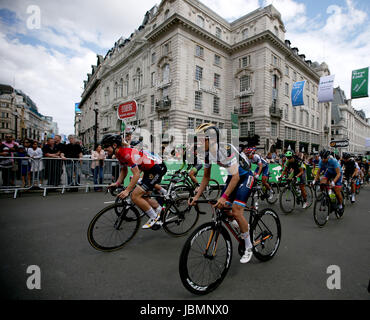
[203,143,251,176]
[342,158,357,177]
[251,154,269,177]
[319,157,342,176]
[115,147,158,171]
[284,158,306,184]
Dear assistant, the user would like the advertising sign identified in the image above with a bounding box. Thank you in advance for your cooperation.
[291,81,305,106]
[117,100,137,120]
[318,75,335,103]
[351,68,369,99]
[330,140,349,148]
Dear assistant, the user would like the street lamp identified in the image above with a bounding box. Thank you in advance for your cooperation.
[93,102,99,148]
[13,110,18,140]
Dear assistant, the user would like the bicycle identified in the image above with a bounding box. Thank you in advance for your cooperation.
[253,176,280,205]
[87,174,201,252]
[179,186,281,295]
[342,178,353,205]
[279,178,314,214]
[313,183,345,227]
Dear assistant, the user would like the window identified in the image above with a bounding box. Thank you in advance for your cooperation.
[242,28,248,40]
[195,91,202,110]
[271,123,277,136]
[119,79,123,97]
[151,95,155,113]
[188,117,194,129]
[272,55,278,66]
[151,72,156,87]
[197,15,204,28]
[306,95,310,108]
[240,75,251,92]
[214,73,220,88]
[125,75,129,95]
[104,87,110,104]
[150,120,154,133]
[195,45,204,58]
[240,96,251,114]
[305,112,309,127]
[285,104,289,121]
[293,71,297,82]
[274,26,279,37]
[213,96,220,114]
[285,65,289,76]
[299,110,303,125]
[151,52,156,64]
[214,54,221,66]
[312,98,315,110]
[163,42,170,55]
[195,66,203,81]
[164,9,169,20]
[285,83,289,96]
[218,122,224,130]
[162,117,170,132]
[312,115,315,128]
[241,123,248,136]
[249,122,255,136]
[114,82,118,99]
[135,68,143,91]
[293,107,297,123]
[239,55,250,68]
[162,64,170,83]
[196,118,203,128]
[215,27,222,39]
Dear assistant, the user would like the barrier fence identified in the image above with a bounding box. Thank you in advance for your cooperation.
[0,156,315,198]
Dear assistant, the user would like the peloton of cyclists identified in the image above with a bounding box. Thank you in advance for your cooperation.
[313,149,344,216]
[102,134,167,229]
[188,123,255,264]
[340,152,359,203]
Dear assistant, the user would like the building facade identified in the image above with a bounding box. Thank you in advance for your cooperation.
[0,84,58,141]
[78,0,332,153]
[331,87,370,155]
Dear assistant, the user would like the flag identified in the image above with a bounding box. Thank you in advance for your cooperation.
[318,75,335,103]
[351,68,369,99]
[291,81,305,106]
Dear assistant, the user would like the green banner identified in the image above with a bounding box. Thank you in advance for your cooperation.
[351,67,369,99]
[121,120,126,132]
[231,113,239,129]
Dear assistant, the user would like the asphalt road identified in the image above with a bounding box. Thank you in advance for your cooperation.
[0,187,369,300]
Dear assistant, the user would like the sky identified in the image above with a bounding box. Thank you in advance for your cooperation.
[0,0,369,135]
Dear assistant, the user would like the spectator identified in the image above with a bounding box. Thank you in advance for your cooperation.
[91,144,106,191]
[28,141,44,187]
[0,144,14,186]
[54,134,65,185]
[23,138,32,154]
[16,145,30,187]
[61,134,83,190]
[2,134,19,185]
[42,137,62,187]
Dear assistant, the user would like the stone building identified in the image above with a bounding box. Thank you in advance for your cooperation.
[78,0,332,153]
[331,87,370,155]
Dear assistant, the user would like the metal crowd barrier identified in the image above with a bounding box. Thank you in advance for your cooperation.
[0,156,120,198]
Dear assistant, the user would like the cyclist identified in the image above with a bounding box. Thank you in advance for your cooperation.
[102,134,166,229]
[313,149,344,215]
[188,123,255,264]
[280,151,309,209]
[243,147,274,200]
[341,152,359,203]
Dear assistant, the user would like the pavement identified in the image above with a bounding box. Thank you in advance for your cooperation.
[0,187,369,300]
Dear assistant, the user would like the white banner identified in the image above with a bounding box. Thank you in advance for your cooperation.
[365,138,370,148]
[318,75,335,103]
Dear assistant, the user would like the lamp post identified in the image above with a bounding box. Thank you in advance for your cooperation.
[93,102,99,148]
[13,110,18,140]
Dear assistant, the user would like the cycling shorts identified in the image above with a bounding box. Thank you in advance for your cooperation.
[222,171,254,208]
[254,165,269,178]
[323,171,343,187]
[138,164,166,192]
[190,164,203,174]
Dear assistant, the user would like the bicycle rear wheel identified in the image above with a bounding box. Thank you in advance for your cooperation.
[202,179,221,201]
[162,196,200,237]
[303,184,314,208]
[179,222,232,295]
[313,197,330,227]
[249,208,281,262]
[279,187,295,214]
[87,204,141,252]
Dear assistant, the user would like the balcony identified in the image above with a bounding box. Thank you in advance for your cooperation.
[270,106,283,119]
[155,97,171,112]
[234,88,254,98]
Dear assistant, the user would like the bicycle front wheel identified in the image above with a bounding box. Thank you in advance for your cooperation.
[87,204,141,252]
[313,197,330,227]
[179,222,232,295]
[266,182,280,204]
[279,187,295,214]
[250,208,281,262]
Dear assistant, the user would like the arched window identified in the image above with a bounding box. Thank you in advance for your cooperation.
[135,68,143,91]
[197,15,204,28]
[104,87,110,104]
[162,64,170,83]
[125,74,129,95]
[119,78,123,97]
[242,28,248,40]
[114,82,118,99]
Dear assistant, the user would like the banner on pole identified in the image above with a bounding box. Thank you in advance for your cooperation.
[231,113,238,129]
[351,67,369,99]
[318,75,335,103]
[291,81,305,106]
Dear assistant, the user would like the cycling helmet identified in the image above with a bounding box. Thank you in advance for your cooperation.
[101,134,122,148]
[342,152,351,160]
[195,123,218,135]
[319,149,331,159]
[245,147,256,155]
[285,151,293,158]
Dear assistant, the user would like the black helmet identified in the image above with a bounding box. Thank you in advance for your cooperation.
[101,134,122,148]
[342,152,351,160]
[319,149,331,159]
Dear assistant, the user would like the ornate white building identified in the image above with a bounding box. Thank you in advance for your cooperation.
[78,0,332,153]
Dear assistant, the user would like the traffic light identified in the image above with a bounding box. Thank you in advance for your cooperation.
[276,139,282,149]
